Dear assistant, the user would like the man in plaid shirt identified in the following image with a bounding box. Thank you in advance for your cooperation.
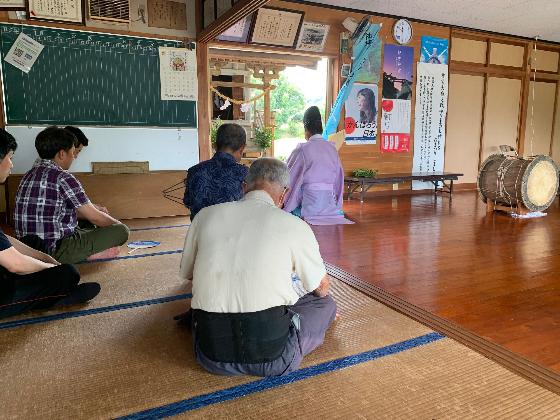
[0,128,100,318]
[14,127,129,264]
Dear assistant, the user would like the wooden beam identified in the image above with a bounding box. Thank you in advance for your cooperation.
[198,0,269,43]
[209,47,322,68]
[450,62,525,78]
[534,72,560,82]
[211,81,274,90]
[197,42,212,162]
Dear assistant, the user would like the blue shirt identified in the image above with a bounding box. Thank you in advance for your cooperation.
[184,152,248,220]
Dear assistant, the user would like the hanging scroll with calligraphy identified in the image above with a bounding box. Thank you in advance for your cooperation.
[249,7,304,48]
[412,62,449,189]
[28,0,84,24]
[148,0,187,30]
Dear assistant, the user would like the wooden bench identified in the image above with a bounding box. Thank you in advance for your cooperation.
[344,172,463,202]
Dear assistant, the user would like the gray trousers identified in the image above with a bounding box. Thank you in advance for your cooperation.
[194,293,337,377]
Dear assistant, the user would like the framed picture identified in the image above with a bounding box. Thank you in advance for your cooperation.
[0,0,25,10]
[296,22,330,52]
[249,7,304,48]
[341,63,351,78]
[216,13,253,43]
[27,0,85,24]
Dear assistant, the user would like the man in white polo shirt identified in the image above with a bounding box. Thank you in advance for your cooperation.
[179,157,337,377]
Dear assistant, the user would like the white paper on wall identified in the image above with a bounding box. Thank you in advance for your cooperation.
[159,46,197,101]
[4,32,44,73]
[412,62,449,189]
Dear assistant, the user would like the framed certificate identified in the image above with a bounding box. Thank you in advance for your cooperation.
[296,22,330,52]
[0,0,25,10]
[27,0,85,24]
[249,7,304,48]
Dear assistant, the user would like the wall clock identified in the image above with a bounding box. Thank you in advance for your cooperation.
[393,18,413,45]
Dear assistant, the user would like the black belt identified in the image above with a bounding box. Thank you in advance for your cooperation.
[193,305,291,364]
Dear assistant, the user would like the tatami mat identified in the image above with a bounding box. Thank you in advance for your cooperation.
[185,337,560,420]
[117,222,188,257]
[1,219,559,419]
[0,223,189,324]
[0,279,436,418]
[1,254,188,324]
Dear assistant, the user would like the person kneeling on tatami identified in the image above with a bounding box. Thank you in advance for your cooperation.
[14,126,129,264]
[0,129,99,319]
[179,158,337,377]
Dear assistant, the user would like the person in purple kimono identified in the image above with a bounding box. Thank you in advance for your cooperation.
[283,106,352,225]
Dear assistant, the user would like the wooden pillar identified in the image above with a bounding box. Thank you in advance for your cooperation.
[197,42,212,161]
[517,42,533,157]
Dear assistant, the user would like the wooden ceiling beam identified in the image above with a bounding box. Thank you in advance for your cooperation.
[197,0,269,43]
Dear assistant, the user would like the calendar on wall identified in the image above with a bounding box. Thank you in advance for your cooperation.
[148,0,188,31]
[159,46,197,101]
[27,0,84,24]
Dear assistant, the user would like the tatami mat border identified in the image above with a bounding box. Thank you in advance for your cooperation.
[325,262,560,395]
[129,224,190,232]
[78,249,183,264]
[0,294,192,330]
[118,332,444,419]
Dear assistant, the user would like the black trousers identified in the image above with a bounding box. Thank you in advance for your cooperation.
[0,264,80,319]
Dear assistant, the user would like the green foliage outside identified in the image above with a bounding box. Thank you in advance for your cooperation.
[254,74,306,140]
[210,118,223,148]
[254,127,274,150]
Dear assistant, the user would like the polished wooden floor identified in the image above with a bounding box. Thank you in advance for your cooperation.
[312,191,560,373]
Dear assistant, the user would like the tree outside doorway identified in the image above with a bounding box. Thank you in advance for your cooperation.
[254,58,328,161]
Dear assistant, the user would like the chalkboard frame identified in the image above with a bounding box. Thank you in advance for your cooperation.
[0,23,198,128]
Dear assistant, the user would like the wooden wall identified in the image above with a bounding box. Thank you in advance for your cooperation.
[447,31,560,186]
[6,172,188,222]
[210,1,560,190]
[267,1,450,184]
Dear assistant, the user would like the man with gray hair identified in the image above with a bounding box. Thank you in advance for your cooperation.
[179,157,337,377]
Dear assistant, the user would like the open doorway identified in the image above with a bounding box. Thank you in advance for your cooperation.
[208,49,329,162]
[254,58,329,161]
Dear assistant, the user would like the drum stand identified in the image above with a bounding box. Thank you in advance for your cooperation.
[486,200,530,216]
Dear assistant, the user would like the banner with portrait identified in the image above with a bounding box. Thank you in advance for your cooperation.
[344,82,378,145]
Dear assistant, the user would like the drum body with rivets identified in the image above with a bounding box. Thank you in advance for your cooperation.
[477,154,559,212]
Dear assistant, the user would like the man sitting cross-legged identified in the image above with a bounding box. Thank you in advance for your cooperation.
[183,123,248,221]
[179,157,337,377]
[14,126,129,264]
[0,129,99,319]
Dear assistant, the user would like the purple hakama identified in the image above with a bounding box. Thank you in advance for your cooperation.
[283,134,353,225]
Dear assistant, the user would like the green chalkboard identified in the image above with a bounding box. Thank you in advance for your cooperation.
[0,24,197,127]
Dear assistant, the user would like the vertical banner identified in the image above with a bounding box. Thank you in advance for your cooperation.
[323,23,382,139]
[381,44,413,153]
[412,63,449,189]
[344,83,378,145]
[382,44,414,100]
[381,99,410,152]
